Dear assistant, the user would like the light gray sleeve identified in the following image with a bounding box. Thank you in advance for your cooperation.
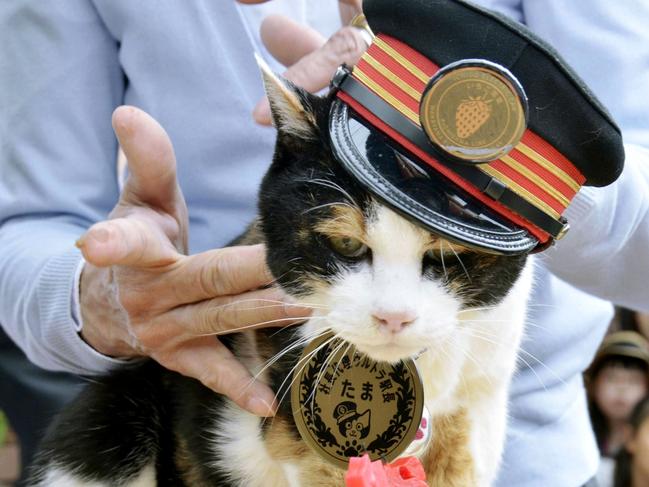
[0,1,129,373]
[520,0,649,311]
[542,144,649,312]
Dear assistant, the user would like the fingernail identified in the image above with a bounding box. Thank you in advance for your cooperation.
[75,235,86,248]
[247,392,277,417]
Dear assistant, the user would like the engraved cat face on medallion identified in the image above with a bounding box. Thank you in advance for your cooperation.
[420,60,528,163]
[291,333,424,469]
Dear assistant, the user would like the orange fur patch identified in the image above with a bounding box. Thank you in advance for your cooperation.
[265,418,345,486]
[421,409,475,486]
[425,238,470,257]
[175,436,212,487]
[314,204,367,244]
[264,409,475,487]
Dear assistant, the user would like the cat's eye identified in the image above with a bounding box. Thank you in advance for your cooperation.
[328,235,368,259]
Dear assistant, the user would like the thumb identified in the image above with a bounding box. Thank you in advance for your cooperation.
[112,106,179,213]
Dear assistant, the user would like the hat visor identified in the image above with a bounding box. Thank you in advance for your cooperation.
[329,100,537,255]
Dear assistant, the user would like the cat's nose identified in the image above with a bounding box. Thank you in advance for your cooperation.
[372,309,417,333]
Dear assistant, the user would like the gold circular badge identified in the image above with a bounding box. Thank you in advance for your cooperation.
[291,333,424,469]
[420,60,528,163]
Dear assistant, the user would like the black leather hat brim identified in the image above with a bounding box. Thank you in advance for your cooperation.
[329,100,538,255]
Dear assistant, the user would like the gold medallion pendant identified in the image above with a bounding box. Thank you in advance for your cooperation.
[420,60,528,163]
[291,333,424,469]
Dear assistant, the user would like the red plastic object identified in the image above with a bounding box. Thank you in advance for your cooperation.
[385,457,427,486]
[345,454,427,487]
[345,454,389,487]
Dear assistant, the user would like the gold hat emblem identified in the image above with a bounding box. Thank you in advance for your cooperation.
[420,60,528,163]
[291,332,424,469]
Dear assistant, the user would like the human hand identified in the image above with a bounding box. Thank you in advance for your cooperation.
[238,0,367,125]
[75,106,309,416]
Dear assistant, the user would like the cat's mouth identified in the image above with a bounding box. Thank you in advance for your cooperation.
[341,334,428,364]
[300,311,446,364]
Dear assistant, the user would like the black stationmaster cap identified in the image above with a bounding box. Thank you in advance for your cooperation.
[329,0,625,254]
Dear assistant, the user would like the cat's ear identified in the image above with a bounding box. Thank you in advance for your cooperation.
[359,409,371,427]
[255,53,317,139]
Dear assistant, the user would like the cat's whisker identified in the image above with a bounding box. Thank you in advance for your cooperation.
[333,342,354,380]
[435,338,469,395]
[266,333,342,429]
[243,329,331,425]
[459,328,552,390]
[267,320,317,339]
[524,303,559,309]
[440,240,449,283]
[310,339,350,412]
[458,305,500,314]
[192,315,329,338]
[516,348,566,386]
[459,327,508,343]
[513,354,549,391]
[251,330,326,383]
[449,334,494,388]
[244,329,332,399]
[307,338,347,414]
[259,260,305,286]
[298,178,358,205]
[303,201,356,215]
[520,319,551,331]
[273,333,338,406]
[214,303,327,315]
[254,333,328,388]
[448,242,471,282]
[459,318,512,324]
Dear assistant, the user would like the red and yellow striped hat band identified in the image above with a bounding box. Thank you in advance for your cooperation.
[335,34,585,244]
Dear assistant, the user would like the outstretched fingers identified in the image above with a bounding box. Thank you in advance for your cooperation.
[112,106,184,216]
[157,286,312,337]
[153,337,278,417]
[168,244,276,304]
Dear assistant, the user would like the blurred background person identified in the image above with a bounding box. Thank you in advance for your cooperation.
[613,395,649,487]
[586,332,649,486]
[617,308,649,341]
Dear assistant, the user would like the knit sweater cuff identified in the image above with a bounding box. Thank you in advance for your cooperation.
[38,247,132,375]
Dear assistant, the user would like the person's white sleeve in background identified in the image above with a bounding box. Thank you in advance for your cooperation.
[517,0,649,312]
[541,143,649,312]
[0,1,129,374]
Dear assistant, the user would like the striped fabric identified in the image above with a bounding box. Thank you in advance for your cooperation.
[347,34,585,229]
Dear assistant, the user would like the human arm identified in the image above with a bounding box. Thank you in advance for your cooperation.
[0,1,306,416]
[543,145,649,312]
[77,105,309,416]
[0,0,125,372]
[239,0,367,125]
[517,0,649,311]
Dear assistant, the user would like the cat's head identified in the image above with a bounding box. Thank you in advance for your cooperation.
[257,63,528,364]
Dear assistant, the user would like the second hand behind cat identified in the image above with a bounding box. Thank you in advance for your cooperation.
[28,0,624,486]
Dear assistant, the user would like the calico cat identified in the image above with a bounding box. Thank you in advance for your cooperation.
[28,64,532,487]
